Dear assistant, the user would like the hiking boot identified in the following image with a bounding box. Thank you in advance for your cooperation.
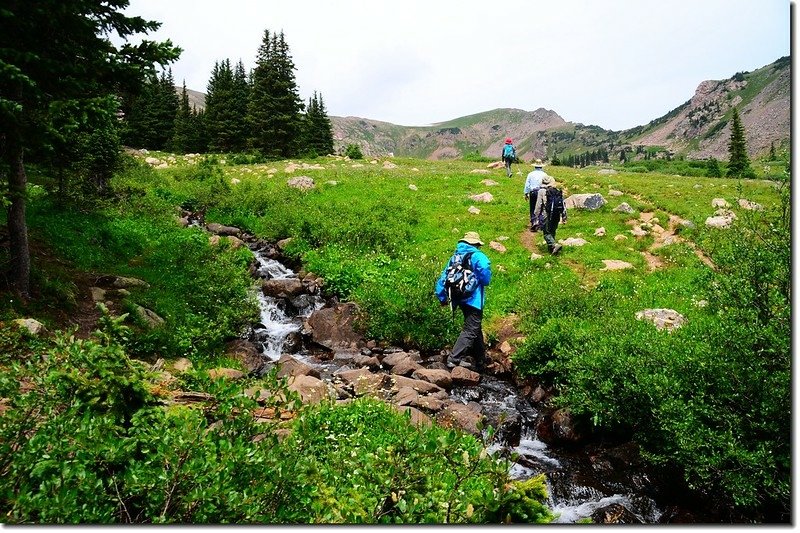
[551,243,563,255]
[459,357,475,369]
[446,356,461,369]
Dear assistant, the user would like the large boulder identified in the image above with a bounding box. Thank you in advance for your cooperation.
[411,368,453,389]
[537,408,588,445]
[436,403,484,434]
[306,302,364,351]
[565,193,607,210]
[287,374,331,404]
[13,318,48,336]
[335,368,388,396]
[276,354,320,379]
[225,339,266,374]
[206,223,241,237]
[262,278,305,299]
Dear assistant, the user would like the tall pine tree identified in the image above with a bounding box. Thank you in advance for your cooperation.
[170,81,192,153]
[302,91,334,157]
[726,107,754,178]
[123,69,179,150]
[248,30,304,158]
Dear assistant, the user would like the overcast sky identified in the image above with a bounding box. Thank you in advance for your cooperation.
[122,0,790,131]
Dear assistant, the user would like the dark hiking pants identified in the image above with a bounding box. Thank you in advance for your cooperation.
[451,304,486,368]
[528,188,541,227]
[504,158,512,177]
[542,214,561,251]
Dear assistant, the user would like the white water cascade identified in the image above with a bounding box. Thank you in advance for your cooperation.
[250,250,322,360]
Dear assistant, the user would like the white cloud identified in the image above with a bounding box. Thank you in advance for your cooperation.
[124,0,790,130]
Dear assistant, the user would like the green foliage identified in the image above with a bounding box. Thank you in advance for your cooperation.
[512,183,790,516]
[344,143,364,159]
[0,322,294,523]
[0,323,551,524]
[276,397,552,523]
[25,183,257,360]
[705,157,722,178]
[122,70,180,150]
[462,150,494,163]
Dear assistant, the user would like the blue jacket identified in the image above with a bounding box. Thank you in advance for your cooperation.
[435,242,492,310]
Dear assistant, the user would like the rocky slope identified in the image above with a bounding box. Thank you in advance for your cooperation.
[628,56,790,160]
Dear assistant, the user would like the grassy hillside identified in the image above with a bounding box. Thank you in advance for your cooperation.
[1,153,789,522]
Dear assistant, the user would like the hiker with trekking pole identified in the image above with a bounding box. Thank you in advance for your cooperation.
[435,231,492,372]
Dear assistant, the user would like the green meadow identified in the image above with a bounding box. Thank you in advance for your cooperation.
[2,153,789,521]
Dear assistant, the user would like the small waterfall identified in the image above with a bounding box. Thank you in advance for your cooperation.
[249,247,323,360]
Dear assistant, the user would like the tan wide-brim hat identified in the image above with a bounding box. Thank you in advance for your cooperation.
[459,231,484,246]
[534,158,544,167]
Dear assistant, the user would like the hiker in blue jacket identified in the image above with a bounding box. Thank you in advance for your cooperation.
[501,137,516,177]
[435,231,492,372]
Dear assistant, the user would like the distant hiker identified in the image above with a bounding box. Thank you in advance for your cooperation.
[435,231,492,372]
[501,138,516,177]
[524,159,549,231]
[533,175,568,255]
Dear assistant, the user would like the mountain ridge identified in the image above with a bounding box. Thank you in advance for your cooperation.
[330,57,789,162]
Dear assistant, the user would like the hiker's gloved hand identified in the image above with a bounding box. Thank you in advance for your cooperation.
[524,194,529,200]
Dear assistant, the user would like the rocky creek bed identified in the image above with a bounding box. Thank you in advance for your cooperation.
[129,216,715,524]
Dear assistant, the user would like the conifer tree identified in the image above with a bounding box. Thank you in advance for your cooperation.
[706,157,722,178]
[170,81,193,153]
[726,107,754,178]
[122,69,179,150]
[248,30,304,157]
[302,91,334,157]
[205,59,246,152]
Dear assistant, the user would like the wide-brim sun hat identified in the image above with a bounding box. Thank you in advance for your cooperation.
[459,231,484,246]
[534,158,544,167]
[541,175,553,186]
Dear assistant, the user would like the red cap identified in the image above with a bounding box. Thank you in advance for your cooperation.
[505,137,512,144]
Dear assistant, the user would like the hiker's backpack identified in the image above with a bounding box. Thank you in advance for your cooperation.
[503,144,515,159]
[444,251,478,303]
[545,187,565,218]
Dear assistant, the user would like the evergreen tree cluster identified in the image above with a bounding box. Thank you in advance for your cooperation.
[551,147,609,167]
[121,30,333,159]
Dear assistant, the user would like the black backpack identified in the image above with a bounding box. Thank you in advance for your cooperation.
[545,187,565,218]
[443,251,478,306]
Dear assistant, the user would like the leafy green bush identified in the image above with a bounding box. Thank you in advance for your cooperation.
[344,143,363,159]
[462,150,494,163]
[276,397,552,524]
[0,319,292,523]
